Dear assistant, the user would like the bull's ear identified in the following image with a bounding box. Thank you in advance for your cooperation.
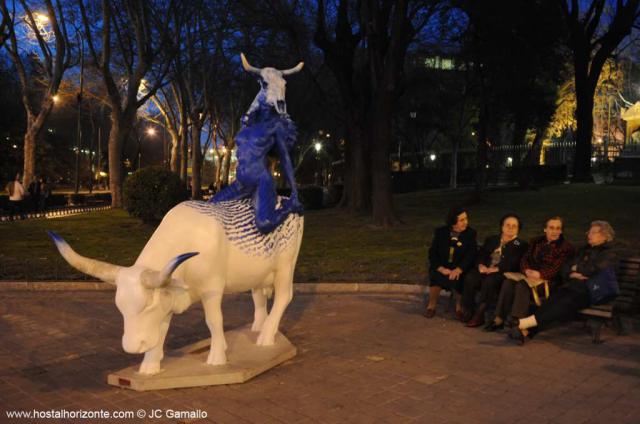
[142,252,199,289]
[169,279,189,291]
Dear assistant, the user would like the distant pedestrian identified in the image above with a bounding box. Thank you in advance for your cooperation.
[39,176,51,212]
[28,175,42,212]
[6,173,25,219]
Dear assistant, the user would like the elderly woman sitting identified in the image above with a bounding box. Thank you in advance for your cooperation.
[426,206,478,319]
[461,214,528,327]
[512,220,617,344]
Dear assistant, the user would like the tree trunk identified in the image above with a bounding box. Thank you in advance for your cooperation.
[219,136,236,189]
[22,100,53,188]
[511,111,528,148]
[190,120,203,199]
[214,151,222,189]
[107,115,130,208]
[22,124,37,190]
[169,129,179,173]
[573,53,597,182]
[370,99,397,226]
[340,109,370,214]
[179,124,189,183]
[475,103,490,193]
[450,139,459,189]
[219,148,232,188]
[526,125,546,167]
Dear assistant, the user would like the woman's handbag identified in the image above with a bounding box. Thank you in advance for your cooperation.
[503,272,549,306]
[586,267,619,305]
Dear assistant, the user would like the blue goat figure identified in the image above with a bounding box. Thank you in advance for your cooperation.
[210,53,304,234]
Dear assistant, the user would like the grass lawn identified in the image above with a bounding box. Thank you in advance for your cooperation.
[1,183,639,282]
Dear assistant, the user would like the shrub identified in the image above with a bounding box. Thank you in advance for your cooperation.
[68,193,86,205]
[123,167,188,223]
[277,185,324,209]
[298,185,324,210]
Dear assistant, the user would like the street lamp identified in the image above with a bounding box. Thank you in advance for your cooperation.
[23,12,54,43]
[314,142,322,153]
[34,13,49,24]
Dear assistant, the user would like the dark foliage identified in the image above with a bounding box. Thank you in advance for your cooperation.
[123,167,188,223]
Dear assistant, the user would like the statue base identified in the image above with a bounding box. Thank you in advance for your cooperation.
[107,326,297,391]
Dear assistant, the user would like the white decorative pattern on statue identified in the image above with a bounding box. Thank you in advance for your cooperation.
[184,198,301,258]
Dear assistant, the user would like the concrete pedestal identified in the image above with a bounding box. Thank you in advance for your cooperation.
[107,326,296,391]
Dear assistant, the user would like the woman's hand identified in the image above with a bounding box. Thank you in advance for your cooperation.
[525,269,542,279]
[449,267,463,280]
[437,266,451,276]
[570,272,588,280]
[478,264,489,274]
[487,266,499,274]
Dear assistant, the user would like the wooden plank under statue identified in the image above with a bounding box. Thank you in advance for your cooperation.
[47,53,306,390]
[107,327,297,391]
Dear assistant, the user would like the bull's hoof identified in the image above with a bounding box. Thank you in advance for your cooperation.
[138,362,162,375]
[206,350,227,366]
[251,319,265,332]
[256,332,275,346]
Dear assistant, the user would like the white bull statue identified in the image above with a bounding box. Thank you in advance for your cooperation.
[48,198,303,375]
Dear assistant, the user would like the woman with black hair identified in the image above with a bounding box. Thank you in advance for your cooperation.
[426,206,477,319]
[461,214,528,327]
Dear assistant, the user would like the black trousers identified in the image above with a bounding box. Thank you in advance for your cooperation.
[461,269,504,312]
[534,280,590,328]
[8,200,23,217]
[495,279,533,319]
[429,270,465,294]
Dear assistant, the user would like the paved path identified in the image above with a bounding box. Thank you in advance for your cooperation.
[1,291,639,423]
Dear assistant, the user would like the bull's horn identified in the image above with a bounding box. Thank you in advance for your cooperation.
[141,252,199,289]
[240,53,261,74]
[281,61,304,76]
[47,230,121,284]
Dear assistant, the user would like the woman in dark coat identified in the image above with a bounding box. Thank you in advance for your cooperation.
[512,221,617,343]
[485,216,574,332]
[461,214,528,327]
[426,206,477,319]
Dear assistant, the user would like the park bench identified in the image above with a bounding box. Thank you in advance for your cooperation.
[580,256,640,344]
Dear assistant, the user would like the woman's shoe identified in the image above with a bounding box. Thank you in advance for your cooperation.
[483,321,504,332]
[424,308,436,319]
[466,312,485,328]
[508,327,526,345]
[506,317,519,329]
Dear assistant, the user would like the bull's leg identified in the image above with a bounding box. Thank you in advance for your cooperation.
[138,314,172,375]
[257,270,293,346]
[251,288,269,332]
[201,290,227,365]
